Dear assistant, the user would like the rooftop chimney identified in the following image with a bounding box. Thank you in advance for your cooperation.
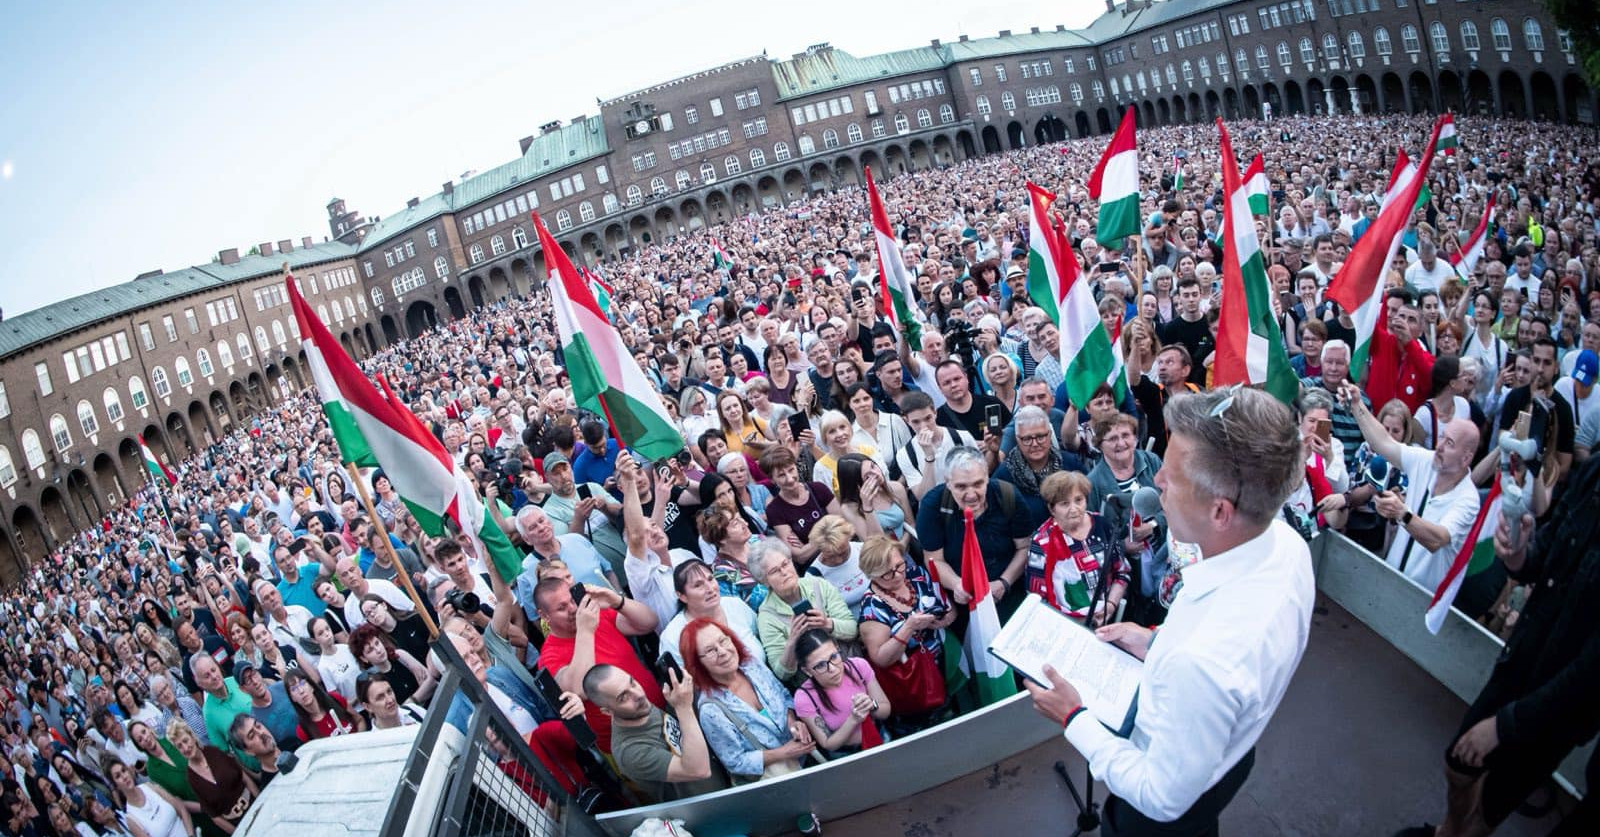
[999,29,1012,38]
[218,248,240,265]
[301,236,314,248]
[1105,0,1115,12]
[1057,24,1066,31]
[407,197,420,208]
[258,242,274,257]
[930,38,941,48]
[519,135,535,154]
[277,239,293,254]
[442,181,454,195]
[958,34,968,42]
[1030,26,1040,34]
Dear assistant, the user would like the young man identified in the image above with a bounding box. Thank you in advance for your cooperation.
[583,664,726,803]
[1159,278,1213,387]
[934,360,1008,441]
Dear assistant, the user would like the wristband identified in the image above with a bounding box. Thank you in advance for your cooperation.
[1063,705,1088,730]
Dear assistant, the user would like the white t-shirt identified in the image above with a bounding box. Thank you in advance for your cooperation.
[1412,396,1472,450]
[1554,378,1600,431]
[1404,259,1456,293]
[1383,445,1481,591]
[895,427,978,496]
[810,543,870,617]
[626,547,700,631]
[660,596,760,664]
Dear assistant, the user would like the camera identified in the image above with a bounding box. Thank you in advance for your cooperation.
[444,588,481,615]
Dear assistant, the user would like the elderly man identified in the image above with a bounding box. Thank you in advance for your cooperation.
[512,506,618,623]
[191,652,254,752]
[334,556,414,630]
[253,580,318,649]
[1342,381,1481,592]
[1405,240,1456,293]
[1364,289,1435,413]
[1028,387,1315,835]
[915,447,1033,618]
[1300,339,1368,462]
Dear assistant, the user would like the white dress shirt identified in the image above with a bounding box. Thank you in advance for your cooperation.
[1065,519,1315,822]
[1383,444,1480,591]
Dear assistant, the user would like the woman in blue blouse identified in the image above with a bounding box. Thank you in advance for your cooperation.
[680,617,814,782]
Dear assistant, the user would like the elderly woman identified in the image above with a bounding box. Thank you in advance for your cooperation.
[806,515,871,616]
[678,388,718,462]
[749,538,858,682]
[857,537,955,732]
[698,505,766,609]
[812,409,877,493]
[1029,471,1130,625]
[995,405,1078,528]
[717,452,773,521]
[914,447,1033,616]
[683,618,815,783]
[660,560,762,665]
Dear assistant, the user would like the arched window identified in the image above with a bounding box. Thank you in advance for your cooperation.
[1374,27,1392,55]
[724,154,742,175]
[1256,45,1270,68]
[1459,22,1480,51]
[651,176,669,196]
[939,104,955,123]
[556,209,572,231]
[749,148,766,167]
[50,414,72,453]
[1092,80,1105,99]
[579,201,595,222]
[1299,37,1315,63]
[847,123,863,143]
[1216,53,1229,79]
[271,320,287,347]
[602,193,619,213]
[236,333,252,361]
[344,298,355,319]
[1198,57,1211,79]
[1401,25,1421,53]
[676,169,692,188]
[512,226,528,248]
[491,234,506,256]
[371,287,385,308]
[822,129,839,149]
[77,400,98,437]
[358,296,367,317]
[773,142,791,163]
[174,357,193,387]
[626,184,643,205]
[0,446,15,489]
[1122,74,1132,94]
[1236,48,1248,73]
[1277,41,1291,66]
[1166,64,1178,85]
[129,376,149,410]
[1430,22,1450,53]
[255,326,270,352]
[699,162,717,182]
[469,243,484,263]
[1490,19,1511,51]
[217,340,233,368]
[998,93,1014,112]
[22,430,45,470]
[1347,31,1366,59]
[977,94,992,116]
[916,108,931,127]
[104,388,124,424]
[1182,61,1195,83]
[798,134,815,154]
[1322,34,1339,60]
[1069,83,1083,103]
[320,303,333,324]
[1523,18,1544,51]
[1110,77,1119,96]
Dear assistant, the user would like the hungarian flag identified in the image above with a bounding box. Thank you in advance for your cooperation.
[864,166,924,348]
[581,266,616,323]
[1026,182,1121,409]
[1171,152,1185,191]
[1212,120,1298,405]
[138,435,176,486]
[1328,116,1446,379]
[1244,153,1270,216]
[1088,105,1141,246]
[287,275,525,584]
[1426,474,1500,634]
[961,509,1017,707]
[1436,113,1459,156]
[534,213,685,462]
[1450,197,1495,282]
[710,238,734,274]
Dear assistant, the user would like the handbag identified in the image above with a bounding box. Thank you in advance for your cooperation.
[872,641,946,716]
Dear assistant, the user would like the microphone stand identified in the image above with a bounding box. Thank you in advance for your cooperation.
[1053,517,1116,837]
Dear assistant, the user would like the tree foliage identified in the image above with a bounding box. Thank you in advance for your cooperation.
[1547,0,1600,88]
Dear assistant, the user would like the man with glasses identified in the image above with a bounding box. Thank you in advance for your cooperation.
[1026,387,1315,837]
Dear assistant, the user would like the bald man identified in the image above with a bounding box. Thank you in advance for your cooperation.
[1342,382,1482,591]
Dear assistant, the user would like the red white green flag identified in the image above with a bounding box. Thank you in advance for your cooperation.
[864,166,924,347]
[1171,152,1185,191]
[1449,196,1495,282]
[961,509,1017,707]
[138,435,176,486]
[287,275,525,583]
[1212,119,1297,405]
[710,238,734,274]
[1088,105,1141,246]
[1436,113,1459,156]
[1244,153,1270,216]
[1026,182,1122,409]
[1426,473,1500,634]
[535,213,685,462]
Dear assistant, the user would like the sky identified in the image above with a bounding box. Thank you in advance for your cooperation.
[0,0,1105,317]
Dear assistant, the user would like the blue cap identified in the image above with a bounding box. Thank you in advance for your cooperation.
[1573,349,1598,387]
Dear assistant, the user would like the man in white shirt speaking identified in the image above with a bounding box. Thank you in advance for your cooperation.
[1027,386,1316,836]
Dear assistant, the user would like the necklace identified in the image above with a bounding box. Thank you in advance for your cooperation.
[872,581,916,609]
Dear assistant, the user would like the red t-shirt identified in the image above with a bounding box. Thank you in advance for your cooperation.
[1364,327,1434,413]
[537,608,663,752]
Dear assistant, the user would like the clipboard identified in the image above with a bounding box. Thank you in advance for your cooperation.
[988,594,1143,735]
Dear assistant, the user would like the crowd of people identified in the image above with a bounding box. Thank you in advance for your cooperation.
[4,111,1599,835]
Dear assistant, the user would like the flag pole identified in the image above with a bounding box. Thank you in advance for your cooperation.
[346,465,439,639]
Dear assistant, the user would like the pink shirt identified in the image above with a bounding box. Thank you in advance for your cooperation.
[793,657,875,734]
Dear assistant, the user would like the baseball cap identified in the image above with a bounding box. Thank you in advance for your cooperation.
[1573,350,1598,387]
[233,660,259,680]
[542,451,570,472]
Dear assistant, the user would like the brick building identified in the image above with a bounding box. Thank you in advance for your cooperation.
[0,0,1591,580]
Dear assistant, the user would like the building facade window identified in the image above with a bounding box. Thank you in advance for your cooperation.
[22,430,45,470]
[77,401,98,437]
[491,234,506,255]
[1402,25,1421,53]
[822,129,839,149]
[1523,18,1544,51]
[626,184,643,205]
[0,447,13,489]
[1490,19,1511,51]
[36,361,52,396]
[104,389,124,424]
[469,243,484,263]
[217,341,233,368]
[750,148,766,167]
[798,135,815,154]
[580,201,596,222]
[725,154,742,174]
[196,349,212,378]
[512,226,528,248]
[1430,22,1450,53]
[1459,22,1480,52]
[557,209,572,231]
[774,142,791,162]
[237,333,252,360]
[50,414,72,453]
[130,377,149,410]
[939,104,955,123]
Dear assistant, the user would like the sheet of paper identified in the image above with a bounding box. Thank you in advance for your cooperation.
[988,594,1143,730]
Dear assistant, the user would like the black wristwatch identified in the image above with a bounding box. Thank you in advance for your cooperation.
[1401,510,1414,526]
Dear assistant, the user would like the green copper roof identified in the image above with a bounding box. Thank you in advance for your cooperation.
[771,45,952,101]
[944,29,1096,61]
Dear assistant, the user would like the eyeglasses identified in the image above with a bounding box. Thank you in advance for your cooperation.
[876,563,906,581]
[1208,389,1244,510]
[809,652,843,673]
[1018,432,1052,446]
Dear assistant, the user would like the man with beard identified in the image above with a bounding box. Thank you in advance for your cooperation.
[584,663,725,803]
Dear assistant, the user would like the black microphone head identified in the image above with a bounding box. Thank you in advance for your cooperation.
[1132,486,1163,519]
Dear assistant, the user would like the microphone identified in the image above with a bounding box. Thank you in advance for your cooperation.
[1131,486,1163,530]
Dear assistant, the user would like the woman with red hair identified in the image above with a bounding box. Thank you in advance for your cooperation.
[679,618,814,783]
